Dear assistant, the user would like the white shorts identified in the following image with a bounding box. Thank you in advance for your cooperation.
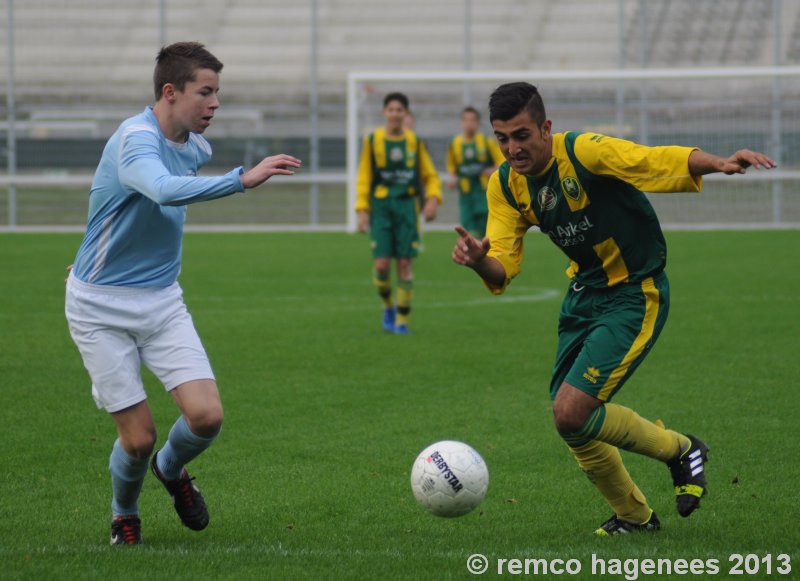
[65,273,215,413]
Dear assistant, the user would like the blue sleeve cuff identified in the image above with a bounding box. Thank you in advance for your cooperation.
[232,166,245,192]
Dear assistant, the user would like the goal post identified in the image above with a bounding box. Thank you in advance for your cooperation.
[346,66,800,232]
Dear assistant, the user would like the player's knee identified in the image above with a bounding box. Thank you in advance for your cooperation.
[186,405,224,438]
[123,429,157,459]
[552,401,590,435]
[397,260,413,280]
[374,258,391,275]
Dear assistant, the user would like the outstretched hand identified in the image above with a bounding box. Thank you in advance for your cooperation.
[241,154,302,189]
[452,226,490,268]
[719,149,776,175]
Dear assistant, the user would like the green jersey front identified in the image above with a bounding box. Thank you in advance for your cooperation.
[355,128,441,210]
[447,132,505,195]
[484,131,701,293]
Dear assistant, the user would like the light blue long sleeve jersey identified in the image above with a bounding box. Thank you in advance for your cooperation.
[73,107,244,287]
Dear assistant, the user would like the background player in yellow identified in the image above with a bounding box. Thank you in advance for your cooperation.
[447,106,505,238]
[356,93,442,334]
[452,82,775,535]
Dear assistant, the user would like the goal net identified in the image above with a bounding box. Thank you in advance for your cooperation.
[347,67,800,232]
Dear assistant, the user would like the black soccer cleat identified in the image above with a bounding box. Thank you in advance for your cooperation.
[110,515,143,545]
[151,450,210,531]
[594,511,661,536]
[667,434,709,517]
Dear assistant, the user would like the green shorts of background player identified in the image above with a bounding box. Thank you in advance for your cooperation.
[355,92,442,335]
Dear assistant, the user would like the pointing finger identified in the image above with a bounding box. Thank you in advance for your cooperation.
[454,225,472,239]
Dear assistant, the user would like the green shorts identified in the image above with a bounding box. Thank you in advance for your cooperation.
[459,186,489,238]
[549,272,670,402]
[370,196,420,259]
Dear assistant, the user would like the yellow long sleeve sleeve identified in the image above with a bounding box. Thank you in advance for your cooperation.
[484,171,533,295]
[573,133,702,194]
[418,141,442,203]
[488,137,506,166]
[355,135,373,212]
[446,139,457,175]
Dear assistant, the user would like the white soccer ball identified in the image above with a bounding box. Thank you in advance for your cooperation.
[410,440,489,517]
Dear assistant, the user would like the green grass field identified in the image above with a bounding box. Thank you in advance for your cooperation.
[1,230,798,580]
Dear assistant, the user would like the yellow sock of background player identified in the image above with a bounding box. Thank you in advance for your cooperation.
[395,279,414,326]
[595,403,690,461]
[373,270,392,308]
[569,439,652,524]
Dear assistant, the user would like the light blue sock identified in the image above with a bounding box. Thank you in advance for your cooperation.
[156,416,217,481]
[109,439,149,518]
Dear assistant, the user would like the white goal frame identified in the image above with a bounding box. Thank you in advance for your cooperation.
[346,66,800,232]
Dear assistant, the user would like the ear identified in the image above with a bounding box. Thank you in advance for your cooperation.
[540,119,553,140]
[162,83,177,104]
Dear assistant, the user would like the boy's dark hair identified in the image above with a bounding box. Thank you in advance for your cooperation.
[488,82,546,125]
[383,92,410,110]
[461,106,481,120]
[153,41,224,101]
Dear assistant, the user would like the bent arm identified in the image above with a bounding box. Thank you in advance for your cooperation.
[446,141,457,175]
[118,130,243,206]
[488,137,506,166]
[470,255,507,289]
[355,136,373,212]
[481,172,530,294]
[419,142,442,202]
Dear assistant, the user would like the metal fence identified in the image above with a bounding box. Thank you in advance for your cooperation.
[2,0,799,229]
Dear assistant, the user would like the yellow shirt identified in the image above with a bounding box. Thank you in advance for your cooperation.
[446,132,505,194]
[485,132,701,293]
[356,128,442,212]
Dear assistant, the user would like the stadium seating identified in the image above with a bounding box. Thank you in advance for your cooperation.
[1,0,798,139]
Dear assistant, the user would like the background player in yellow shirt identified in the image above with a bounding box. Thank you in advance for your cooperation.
[356,93,442,334]
[452,82,775,535]
[447,106,505,238]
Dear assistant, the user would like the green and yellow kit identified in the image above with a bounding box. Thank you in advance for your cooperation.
[447,133,505,237]
[356,128,442,258]
[484,132,701,401]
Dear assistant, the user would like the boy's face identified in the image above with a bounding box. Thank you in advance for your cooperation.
[492,109,552,175]
[461,112,480,136]
[169,68,220,135]
[383,100,407,133]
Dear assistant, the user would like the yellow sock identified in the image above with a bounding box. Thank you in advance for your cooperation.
[569,440,652,524]
[373,270,392,308]
[396,279,413,326]
[596,403,690,462]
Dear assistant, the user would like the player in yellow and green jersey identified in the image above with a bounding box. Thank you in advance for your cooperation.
[356,93,442,334]
[447,106,505,238]
[452,82,776,535]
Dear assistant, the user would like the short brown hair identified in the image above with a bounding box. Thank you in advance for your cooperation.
[461,106,480,120]
[383,92,409,110]
[153,42,223,101]
[488,82,546,125]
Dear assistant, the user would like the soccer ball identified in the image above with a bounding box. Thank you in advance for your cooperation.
[410,440,489,517]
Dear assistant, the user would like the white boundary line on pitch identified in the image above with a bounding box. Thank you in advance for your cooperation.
[193,288,561,316]
[3,542,575,560]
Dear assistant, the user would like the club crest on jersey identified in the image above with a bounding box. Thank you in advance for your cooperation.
[465,148,475,159]
[390,147,404,162]
[538,186,559,211]
[561,176,581,201]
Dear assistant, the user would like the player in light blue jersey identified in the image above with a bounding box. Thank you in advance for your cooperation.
[65,42,301,545]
